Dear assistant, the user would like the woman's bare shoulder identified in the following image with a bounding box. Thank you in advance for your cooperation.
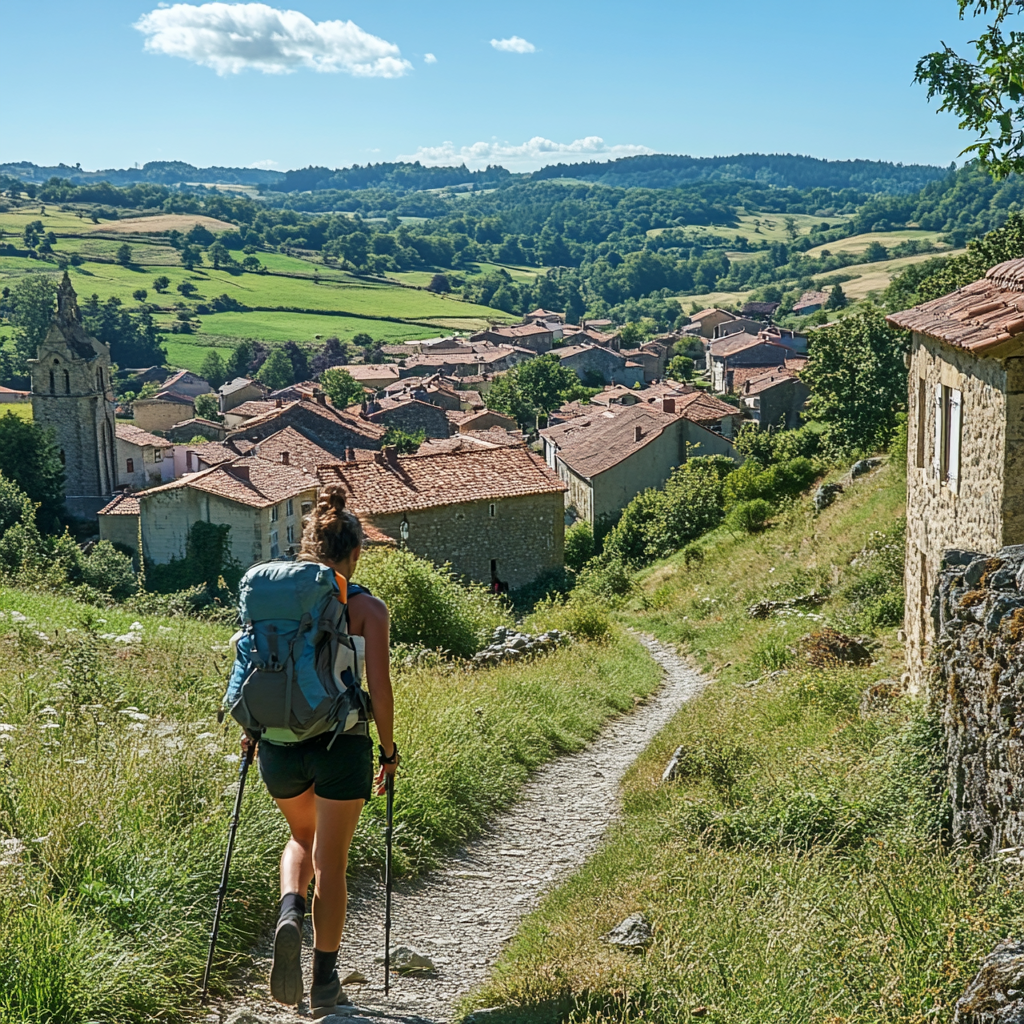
[347,591,388,631]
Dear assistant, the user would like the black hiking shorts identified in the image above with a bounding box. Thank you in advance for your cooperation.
[257,732,373,803]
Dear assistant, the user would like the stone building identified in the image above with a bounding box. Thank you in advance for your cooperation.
[132,390,195,433]
[739,367,810,429]
[364,396,451,439]
[28,273,118,519]
[556,344,645,387]
[97,492,141,560]
[317,446,567,589]
[218,377,265,413]
[115,423,174,489]
[139,454,318,566]
[539,398,740,532]
[887,257,1024,687]
[229,394,385,453]
[707,333,797,393]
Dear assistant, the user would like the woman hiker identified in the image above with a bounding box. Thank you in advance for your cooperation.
[242,488,398,1015]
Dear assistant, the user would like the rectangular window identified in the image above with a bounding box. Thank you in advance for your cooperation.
[270,505,279,522]
[270,529,279,559]
[489,503,496,517]
[154,448,162,462]
[126,458,134,473]
[932,383,963,491]
[286,498,294,517]
[915,376,927,469]
[286,524,295,545]
[301,501,313,516]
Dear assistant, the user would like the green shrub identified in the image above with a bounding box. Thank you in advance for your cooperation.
[723,456,819,509]
[725,498,773,533]
[353,547,509,658]
[80,541,138,601]
[573,552,636,604]
[563,521,595,572]
[839,518,906,629]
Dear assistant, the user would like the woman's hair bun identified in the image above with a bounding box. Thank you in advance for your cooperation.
[300,485,363,564]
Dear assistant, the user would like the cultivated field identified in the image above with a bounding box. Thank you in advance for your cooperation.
[87,214,237,234]
[804,228,949,258]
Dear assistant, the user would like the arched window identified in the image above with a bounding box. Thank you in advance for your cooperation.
[49,371,55,394]
[64,370,70,394]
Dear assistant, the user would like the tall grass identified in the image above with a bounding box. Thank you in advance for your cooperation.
[0,587,660,1023]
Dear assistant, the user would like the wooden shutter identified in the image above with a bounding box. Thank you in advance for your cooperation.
[947,389,962,493]
[933,383,943,481]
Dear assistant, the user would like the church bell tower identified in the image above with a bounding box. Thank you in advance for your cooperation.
[28,273,118,520]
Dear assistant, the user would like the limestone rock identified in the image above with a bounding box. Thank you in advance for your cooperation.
[378,945,436,974]
[222,1011,266,1024]
[799,629,872,667]
[339,969,367,985]
[813,482,843,511]
[850,457,882,479]
[602,912,653,950]
[953,938,1024,1023]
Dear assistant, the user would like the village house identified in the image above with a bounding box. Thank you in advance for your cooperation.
[363,395,451,439]
[793,290,829,316]
[524,307,564,325]
[161,369,213,400]
[739,367,810,429]
[398,344,531,378]
[316,446,567,589]
[223,399,282,429]
[115,423,174,489]
[687,308,738,339]
[132,390,195,433]
[420,428,525,454]
[178,425,342,477]
[97,492,141,560]
[887,257,1024,688]
[741,300,781,320]
[539,399,740,532]
[0,385,30,404]
[139,453,319,566]
[707,332,797,393]
[471,323,555,352]
[456,409,518,433]
[269,380,319,403]
[166,417,228,444]
[713,316,766,340]
[229,393,386,454]
[556,343,645,387]
[218,376,265,413]
[344,364,402,390]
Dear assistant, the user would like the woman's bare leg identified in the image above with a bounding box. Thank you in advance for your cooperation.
[274,786,317,897]
[311,796,364,951]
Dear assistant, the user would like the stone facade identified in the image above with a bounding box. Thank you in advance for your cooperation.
[904,334,1024,686]
[133,394,195,433]
[366,492,565,589]
[934,545,1024,855]
[28,274,118,519]
[367,398,451,439]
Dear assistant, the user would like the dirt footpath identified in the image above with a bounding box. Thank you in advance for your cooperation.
[213,636,706,1024]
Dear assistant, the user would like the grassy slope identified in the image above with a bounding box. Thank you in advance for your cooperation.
[0,588,659,1024]
[464,464,1024,1024]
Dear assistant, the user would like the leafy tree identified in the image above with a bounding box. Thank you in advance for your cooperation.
[185,223,215,247]
[382,426,426,453]
[311,337,348,375]
[180,245,203,270]
[351,332,374,348]
[79,540,138,600]
[320,366,365,408]
[80,294,167,367]
[241,255,262,272]
[132,288,148,303]
[618,321,653,349]
[486,353,592,425]
[256,347,294,392]
[564,521,595,572]
[199,349,227,389]
[194,393,222,421]
[177,281,198,297]
[152,275,171,293]
[426,273,451,293]
[0,413,65,532]
[116,243,132,266]
[826,283,848,310]
[862,240,888,263]
[916,0,1024,177]
[208,240,230,268]
[8,275,57,370]
[284,340,310,383]
[801,308,909,454]
[666,355,694,380]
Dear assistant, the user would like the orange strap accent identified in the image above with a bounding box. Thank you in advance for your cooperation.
[333,571,348,604]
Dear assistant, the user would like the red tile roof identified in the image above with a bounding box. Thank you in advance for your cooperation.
[316,447,565,515]
[227,400,279,420]
[144,456,317,509]
[98,492,140,516]
[345,364,401,382]
[673,391,740,421]
[115,423,172,448]
[886,258,1024,355]
[690,308,735,322]
[540,403,681,479]
[231,397,386,445]
[741,367,801,395]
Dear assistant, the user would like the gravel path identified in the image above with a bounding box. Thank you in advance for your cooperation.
[213,635,706,1024]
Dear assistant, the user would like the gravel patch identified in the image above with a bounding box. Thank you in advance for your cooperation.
[212,635,706,1024]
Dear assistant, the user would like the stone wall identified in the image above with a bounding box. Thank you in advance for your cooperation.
[366,492,565,589]
[370,399,450,439]
[935,545,1024,854]
[904,334,1023,689]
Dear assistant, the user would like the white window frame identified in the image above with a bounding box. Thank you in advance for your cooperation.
[286,524,295,545]
[286,498,294,517]
[489,503,496,518]
[269,529,279,559]
[933,383,962,492]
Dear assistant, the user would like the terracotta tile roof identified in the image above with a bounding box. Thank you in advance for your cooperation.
[730,365,775,392]
[556,343,624,363]
[490,323,554,338]
[115,423,171,448]
[527,308,564,319]
[455,389,485,408]
[229,400,280,420]
[98,492,140,516]
[195,426,338,471]
[219,376,261,397]
[270,380,318,400]
[690,308,735,321]
[170,417,226,431]
[785,357,808,372]
[231,397,386,446]
[361,522,397,546]
[0,386,29,397]
[316,447,565,515]
[886,258,1024,355]
[793,290,828,311]
[673,391,740,421]
[345,364,401,382]
[144,456,316,509]
[741,367,802,396]
[711,334,795,359]
[446,409,475,425]
[457,409,518,431]
[136,390,193,406]
[419,429,524,453]
[540,403,681,479]
[741,300,781,316]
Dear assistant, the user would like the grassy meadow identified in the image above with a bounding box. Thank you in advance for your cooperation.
[0,584,660,1024]
[461,464,1024,1023]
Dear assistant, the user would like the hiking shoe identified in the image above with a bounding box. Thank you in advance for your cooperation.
[269,916,304,1006]
[310,972,351,1019]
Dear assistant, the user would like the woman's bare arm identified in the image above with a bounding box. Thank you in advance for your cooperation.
[348,592,394,760]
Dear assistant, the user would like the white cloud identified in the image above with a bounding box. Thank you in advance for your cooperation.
[400,136,653,172]
[248,158,280,169]
[490,36,535,53]
[135,2,412,77]
[423,52,437,63]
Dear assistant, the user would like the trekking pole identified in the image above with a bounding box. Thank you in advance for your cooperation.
[201,739,256,1005]
[384,770,395,996]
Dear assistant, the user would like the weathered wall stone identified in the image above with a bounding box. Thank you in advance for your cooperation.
[935,545,1024,855]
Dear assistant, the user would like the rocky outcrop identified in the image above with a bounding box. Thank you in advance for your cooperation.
[952,938,1024,1024]
[472,626,569,665]
[935,545,1024,856]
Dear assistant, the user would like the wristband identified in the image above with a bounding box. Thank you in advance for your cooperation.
[378,743,399,767]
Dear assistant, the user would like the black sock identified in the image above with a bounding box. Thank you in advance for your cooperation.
[313,947,338,986]
[278,892,305,923]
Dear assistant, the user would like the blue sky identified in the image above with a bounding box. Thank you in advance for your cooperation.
[1,0,988,172]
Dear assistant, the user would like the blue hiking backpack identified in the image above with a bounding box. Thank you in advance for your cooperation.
[224,560,371,744]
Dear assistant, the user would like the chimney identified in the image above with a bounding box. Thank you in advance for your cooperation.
[316,392,327,406]
[634,425,643,443]
[231,464,250,482]
[384,445,399,466]
[346,447,355,461]
[275,397,283,408]
[373,451,385,466]
[662,397,676,414]
[281,451,289,465]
